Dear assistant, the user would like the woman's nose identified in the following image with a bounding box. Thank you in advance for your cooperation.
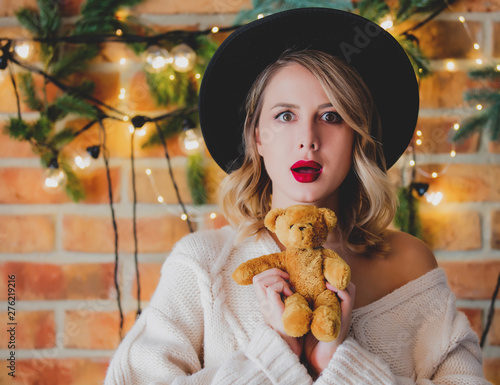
[299,121,319,151]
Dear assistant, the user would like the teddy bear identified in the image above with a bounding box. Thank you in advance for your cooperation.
[232,204,351,342]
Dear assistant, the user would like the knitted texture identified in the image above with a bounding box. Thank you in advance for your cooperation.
[104,227,490,385]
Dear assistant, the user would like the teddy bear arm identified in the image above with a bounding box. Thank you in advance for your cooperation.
[231,252,287,285]
[323,250,351,291]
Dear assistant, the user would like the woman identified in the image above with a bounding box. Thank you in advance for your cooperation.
[105,8,489,384]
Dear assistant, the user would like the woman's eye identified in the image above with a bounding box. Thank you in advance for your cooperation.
[276,111,294,122]
[321,111,342,123]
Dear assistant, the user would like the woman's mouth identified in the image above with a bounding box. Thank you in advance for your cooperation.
[290,160,323,183]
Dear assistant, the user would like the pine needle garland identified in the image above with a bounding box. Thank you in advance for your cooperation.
[394,186,423,238]
[187,153,207,205]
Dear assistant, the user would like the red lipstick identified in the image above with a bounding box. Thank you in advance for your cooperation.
[291,160,322,183]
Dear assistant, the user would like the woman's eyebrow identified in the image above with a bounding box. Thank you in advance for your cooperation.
[271,102,334,109]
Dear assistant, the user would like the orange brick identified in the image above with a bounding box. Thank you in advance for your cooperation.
[418,164,500,203]
[0,358,110,385]
[131,263,163,301]
[0,167,121,204]
[414,117,479,155]
[419,71,471,109]
[495,23,500,58]
[414,20,482,60]
[72,71,121,107]
[0,311,55,349]
[132,165,193,204]
[420,210,481,251]
[0,215,55,252]
[0,262,115,300]
[490,140,500,154]
[484,358,500,385]
[0,129,37,158]
[128,70,162,111]
[452,0,500,12]
[62,214,191,253]
[457,307,483,341]
[131,0,251,14]
[64,310,136,349]
[488,309,500,346]
[439,260,500,300]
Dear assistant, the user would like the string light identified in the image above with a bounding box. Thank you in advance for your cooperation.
[118,88,126,100]
[431,172,438,178]
[181,213,188,221]
[116,29,123,36]
[409,159,415,167]
[14,41,34,60]
[43,168,67,191]
[169,74,175,80]
[257,14,264,19]
[211,26,219,33]
[476,104,483,110]
[171,44,196,73]
[458,16,465,23]
[380,15,394,30]
[195,73,201,79]
[123,116,129,122]
[453,123,460,130]
[145,168,151,175]
[157,196,164,203]
[497,64,500,71]
[473,43,480,50]
[476,58,483,65]
[210,213,217,219]
[144,45,171,73]
[446,60,455,71]
[450,150,456,157]
[416,138,422,146]
[426,192,443,206]
[119,58,126,65]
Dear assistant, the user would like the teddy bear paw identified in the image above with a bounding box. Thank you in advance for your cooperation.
[311,306,340,342]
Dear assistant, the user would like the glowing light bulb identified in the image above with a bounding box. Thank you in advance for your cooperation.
[136,127,147,136]
[257,14,264,19]
[496,64,500,71]
[453,123,460,130]
[380,16,394,30]
[409,160,415,167]
[474,43,480,50]
[179,127,203,155]
[446,61,455,71]
[144,46,171,73]
[181,213,188,221]
[416,139,422,146]
[74,153,92,170]
[450,150,456,157]
[171,44,197,73]
[158,196,164,203]
[476,104,483,111]
[118,88,126,100]
[476,58,483,65]
[210,213,217,219]
[14,41,35,60]
[426,192,443,206]
[145,168,152,175]
[119,58,126,65]
[116,29,123,36]
[129,125,135,134]
[123,116,129,122]
[195,73,201,79]
[459,16,465,23]
[431,172,438,178]
[416,130,422,137]
[43,168,67,192]
[211,26,219,33]
[169,75,175,80]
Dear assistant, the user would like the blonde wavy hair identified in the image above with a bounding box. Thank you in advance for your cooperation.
[218,49,397,256]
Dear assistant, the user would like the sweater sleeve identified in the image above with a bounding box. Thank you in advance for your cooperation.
[314,292,491,385]
[104,243,311,385]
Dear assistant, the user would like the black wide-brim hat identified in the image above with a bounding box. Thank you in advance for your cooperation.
[199,7,419,173]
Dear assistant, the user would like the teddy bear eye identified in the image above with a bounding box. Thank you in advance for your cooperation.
[289,225,293,229]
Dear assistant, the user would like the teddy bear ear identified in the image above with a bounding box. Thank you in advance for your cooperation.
[264,208,285,233]
[320,208,337,231]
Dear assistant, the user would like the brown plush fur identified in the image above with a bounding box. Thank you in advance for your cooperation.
[232,205,351,342]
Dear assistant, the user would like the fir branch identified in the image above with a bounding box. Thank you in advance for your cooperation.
[468,66,500,81]
[453,110,490,142]
[464,89,500,105]
[31,115,53,142]
[4,118,31,141]
[187,153,207,205]
[61,159,86,202]
[394,186,422,238]
[19,72,44,111]
[396,35,431,78]
[51,94,99,120]
[51,45,100,79]
[355,0,389,23]
[15,8,43,36]
[37,0,62,37]
[396,0,446,22]
[142,109,198,148]
[48,127,76,150]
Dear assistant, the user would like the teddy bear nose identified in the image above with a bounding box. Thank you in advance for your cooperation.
[299,226,306,231]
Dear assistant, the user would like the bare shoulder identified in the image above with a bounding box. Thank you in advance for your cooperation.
[384,230,438,284]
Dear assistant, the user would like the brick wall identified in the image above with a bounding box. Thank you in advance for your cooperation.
[0,0,499,383]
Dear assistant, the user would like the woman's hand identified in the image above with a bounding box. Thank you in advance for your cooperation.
[253,268,302,356]
[304,281,356,376]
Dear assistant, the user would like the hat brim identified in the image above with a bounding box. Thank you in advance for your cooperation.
[199,7,419,173]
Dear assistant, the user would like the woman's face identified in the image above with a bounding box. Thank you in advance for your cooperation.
[256,63,355,210]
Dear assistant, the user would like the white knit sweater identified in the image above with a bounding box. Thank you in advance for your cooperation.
[104,226,490,385]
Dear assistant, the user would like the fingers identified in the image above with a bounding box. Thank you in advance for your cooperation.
[253,269,293,297]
